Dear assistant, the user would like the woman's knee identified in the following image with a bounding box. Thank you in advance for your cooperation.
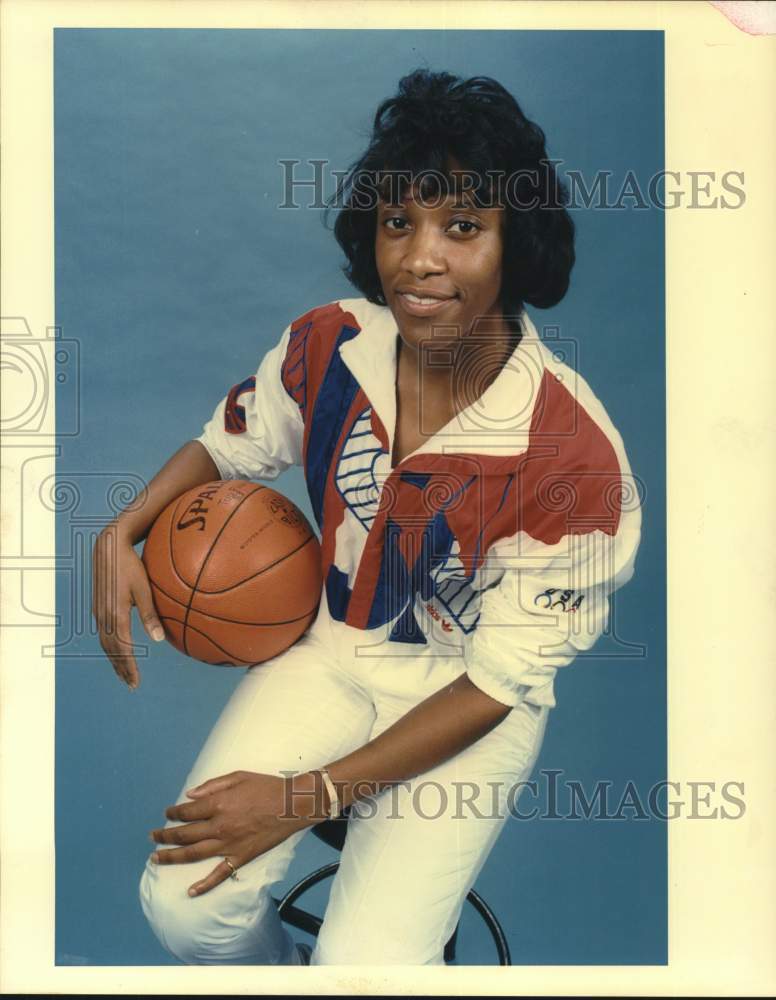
[138,856,280,964]
[139,859,222,963]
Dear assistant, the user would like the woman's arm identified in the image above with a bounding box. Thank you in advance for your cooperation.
[155,671,512,896]
[288,673,512,820]
[92,440,220,687]
[112,440,220,546]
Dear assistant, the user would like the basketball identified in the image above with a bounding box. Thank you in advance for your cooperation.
[141,480,322,666]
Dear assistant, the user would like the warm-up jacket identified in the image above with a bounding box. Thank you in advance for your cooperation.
[196,297,642,710]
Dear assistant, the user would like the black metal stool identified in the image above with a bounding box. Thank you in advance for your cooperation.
[272,805,511,965]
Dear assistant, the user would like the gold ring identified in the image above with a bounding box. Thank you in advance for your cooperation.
[224,856,239,880]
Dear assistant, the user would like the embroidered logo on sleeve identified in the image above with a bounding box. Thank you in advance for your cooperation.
[534,588,586,612]
[424,601,453,632]
[224,376,256,434]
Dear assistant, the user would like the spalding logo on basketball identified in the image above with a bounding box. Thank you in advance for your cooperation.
[141,480,322,666]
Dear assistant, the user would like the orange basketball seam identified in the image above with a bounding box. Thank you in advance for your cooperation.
[168,489,201,589]
[192,533,317,595]
[181,483,267,656]
[149,574,319,626]
[169,616,267,666]
[165,481,267,590]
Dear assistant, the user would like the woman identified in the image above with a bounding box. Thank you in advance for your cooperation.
[92,68,641,965]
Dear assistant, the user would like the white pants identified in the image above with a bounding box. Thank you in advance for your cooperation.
[138,619,549,966]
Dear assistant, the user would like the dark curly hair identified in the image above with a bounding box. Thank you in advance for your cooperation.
[325,68,575,320]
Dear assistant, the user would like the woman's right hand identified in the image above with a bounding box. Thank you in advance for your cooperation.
[92,522,165,690]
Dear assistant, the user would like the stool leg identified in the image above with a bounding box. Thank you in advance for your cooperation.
[274,862,340,940]
[466,889,512,965]
[272,897,323,938]
[277,864,511,965]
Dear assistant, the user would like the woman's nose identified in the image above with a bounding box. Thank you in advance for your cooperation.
[402,228,446,277]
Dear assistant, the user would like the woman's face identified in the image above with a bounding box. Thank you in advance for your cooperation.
[375,184,508,355]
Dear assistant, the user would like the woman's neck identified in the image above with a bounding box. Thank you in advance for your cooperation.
[397,315,522,414]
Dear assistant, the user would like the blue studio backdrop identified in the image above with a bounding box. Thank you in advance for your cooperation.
[55,29,665,966]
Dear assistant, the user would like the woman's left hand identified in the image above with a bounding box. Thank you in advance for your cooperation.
[149,770,321,896]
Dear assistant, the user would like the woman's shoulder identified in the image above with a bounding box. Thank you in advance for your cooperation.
[512,312,641,547]
[287,295,387,336]
[278,297,391,410]
[518,312,630,470]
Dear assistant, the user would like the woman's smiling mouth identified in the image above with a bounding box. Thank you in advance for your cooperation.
[396,289,458,316]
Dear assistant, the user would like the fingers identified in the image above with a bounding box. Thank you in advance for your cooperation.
[103,598,140,689]
[91,526,162,690]
[183,772,243,799]
[150,839,222,867]
[133,570,165,643]
[163,798,214,822]
[187,859,241,897]
[164,773,246,820]
[92,530,140,689]
[151,820,214,846]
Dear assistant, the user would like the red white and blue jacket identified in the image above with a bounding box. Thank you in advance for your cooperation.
[196,297,642,709]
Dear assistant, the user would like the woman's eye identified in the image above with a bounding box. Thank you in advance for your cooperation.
[449,219,480,235]
[383,216,409,231]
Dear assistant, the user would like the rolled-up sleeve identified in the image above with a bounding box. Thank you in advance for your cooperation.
[195,323,304,481]
[466,513,642,708]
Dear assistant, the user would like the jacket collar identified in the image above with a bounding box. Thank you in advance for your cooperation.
[336,297,549,463]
